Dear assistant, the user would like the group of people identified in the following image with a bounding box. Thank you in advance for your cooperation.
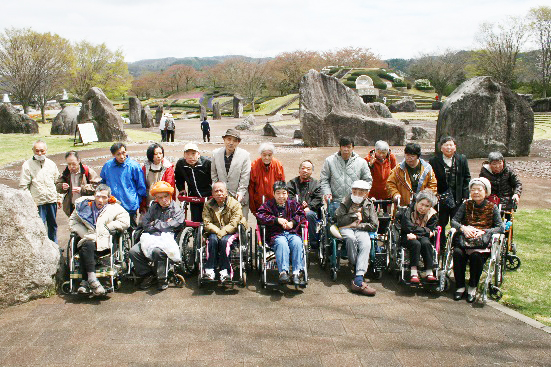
[19,130,522,299]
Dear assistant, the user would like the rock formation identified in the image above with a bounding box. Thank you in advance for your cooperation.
[532,98,551,112]
[262,122,279,137]
[51,105,80,135]
[212,102,222,120]
[200,105,207,121]
[0,104,39,134]
[233,95,243,118]
[128,97,142,124]
[436,76,534,158]
[389,97,416,112]
[77,87,127,142]
[155,104,164,126]
[141,106,153,128]
[369,102,392,118]
[299,70,405,147]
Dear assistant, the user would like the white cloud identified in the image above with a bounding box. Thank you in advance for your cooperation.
[1,0,545,62]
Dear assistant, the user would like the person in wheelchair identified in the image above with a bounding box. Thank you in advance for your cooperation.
[202,181,247,282]
[69,184,130,296]
[479,151,522,211]
[256,181,307,285]
[451,177,504,303]
[335,180,378,296]
[400,190,438,284]
[129,181,185,291]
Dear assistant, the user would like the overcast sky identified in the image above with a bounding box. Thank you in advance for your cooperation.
[1,0,544,62]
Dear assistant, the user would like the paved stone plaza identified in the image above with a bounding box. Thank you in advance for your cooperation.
[1,263,550,367]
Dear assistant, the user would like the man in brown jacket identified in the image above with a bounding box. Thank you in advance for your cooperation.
[386,143,437,206]
[202,181,247,282]
[56,151,101,217]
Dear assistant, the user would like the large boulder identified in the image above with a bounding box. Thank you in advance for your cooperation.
[233,95,243,118]
[436,76,534,158]
[531,98,551,112]
[128,97,142,124]
[244,114,256,125]
[50,105,80,135]
[299,69,405,147]
[155,104,164,126]
[0,185,60,307]
[212,101,222,120]
[0,104,39,134]
[411,126,430,140]
[141,106,154,128]
[77,87,127,142]
[369,102,392,118]
[262,122,279,137]
[235,121,250,130]
[200,105,207,121]
[389,97,416,112]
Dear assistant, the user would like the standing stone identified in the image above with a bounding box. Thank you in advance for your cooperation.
[141,106,153,128]
[200,105,207,121]
[369,102,393,118]
[51,105,80,135]
[262,122,278,137]
[212,102,222,120]
[0,184,60,307]
[233,95,244,118]
[389,97,417,112]
[299,69,405,147]
[411,126,430,140]
[235,121,251,130]
[531,98,551,112]
[77,87,127,142]
[0,104,39,134]
[155,104,164,126]
[436,76,534,158]
[244,114,256,126]
[128,97,142,124]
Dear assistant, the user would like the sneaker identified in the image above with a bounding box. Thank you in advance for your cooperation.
[278,271,289,284]
[157,279,169,291]
[203,269,215,280]
[77,281,89,294]
[139,274,156,290]
[350,280,376,296]
[219,269,231,283]
[410,275,420,284]
[425,274,437,282]
[292,273,300,286]
[89,280,106,296]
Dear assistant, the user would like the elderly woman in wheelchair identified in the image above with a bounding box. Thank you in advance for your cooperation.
[68,184,130,296]
[451,177,504,303]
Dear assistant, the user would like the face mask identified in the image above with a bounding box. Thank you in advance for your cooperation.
[34,155,46,161]
[351,194,364,204]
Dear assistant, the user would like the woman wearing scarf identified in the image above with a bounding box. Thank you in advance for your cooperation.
[140,143,175,212]
[400,190,439,284]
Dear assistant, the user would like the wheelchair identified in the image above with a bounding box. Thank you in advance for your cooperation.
[369,199,394,279]
[500,203,521,271]
[61,229,132,295]
[446,228,505,304]
[128,228,186,288]
[197,223,252,288]
[177,194,209,276]
[254,222,309,289]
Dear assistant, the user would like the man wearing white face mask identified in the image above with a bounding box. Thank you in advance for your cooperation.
[335,180,378,296]
[20,140,62,243]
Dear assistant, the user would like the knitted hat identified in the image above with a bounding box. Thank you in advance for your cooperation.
[352,180,372,191]
[469,177,491,197]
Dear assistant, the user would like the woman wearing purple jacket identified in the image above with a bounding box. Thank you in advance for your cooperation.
[256,181,306,286]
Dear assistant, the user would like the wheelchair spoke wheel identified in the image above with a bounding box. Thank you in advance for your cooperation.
[179,227,197,276]
[506,255,521,270]
[173,274,185,288]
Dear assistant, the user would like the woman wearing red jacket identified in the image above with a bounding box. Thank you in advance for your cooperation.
[249,143,285,215]
[140,143,175,212]
[365,140,396,200]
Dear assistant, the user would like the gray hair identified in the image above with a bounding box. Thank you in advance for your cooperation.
[299,159,314,171]
[212,181,227,190]
[414,189,438,207]
[95,184,111,197]
[374,140,390,153]
[258,142,276,154]
[33,140,47,149]
[488,151,504,163]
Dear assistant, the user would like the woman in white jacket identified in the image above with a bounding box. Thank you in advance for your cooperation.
[69,184,130,296]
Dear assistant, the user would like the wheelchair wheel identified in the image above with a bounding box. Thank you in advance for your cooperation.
[61,281,71,295]
[173,273,185,288]
[179,227,197,276]
[240,271,247,288]
[372,269,383,280]
[506,255,521,270]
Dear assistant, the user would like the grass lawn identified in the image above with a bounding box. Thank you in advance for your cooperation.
[499,209,551,327]
[0,123,159,167]
[252,94,298,116]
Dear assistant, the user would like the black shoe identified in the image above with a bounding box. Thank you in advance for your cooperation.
[139,275,156,290]
[466,294,476,303]
[453,290,465,301]
[278,272,289,284]
[157,279,169,291]
[292,274,300,286]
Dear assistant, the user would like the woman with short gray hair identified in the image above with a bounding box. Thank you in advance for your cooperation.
[479,151,522,210]
[399,189,439,284]
[249,142,285,214]
[365,140,396,200]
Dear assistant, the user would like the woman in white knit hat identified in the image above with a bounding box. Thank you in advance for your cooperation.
[450,177,504,303]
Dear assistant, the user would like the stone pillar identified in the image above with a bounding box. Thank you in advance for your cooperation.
[212,102,221,120]
[128,97,142,124]
[141,106,153,128]
[233,95,243,118]
[155,103,164,126]
[200,105,207,121]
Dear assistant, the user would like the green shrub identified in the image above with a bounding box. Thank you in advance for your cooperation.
[416,85,434,91]
[378,72,394,82]
[328,67,340,74]
[407,82,412,89]
[346,76,357,82]
[393,81,407,88]
[343,80,356,88]
[374,82,387,90]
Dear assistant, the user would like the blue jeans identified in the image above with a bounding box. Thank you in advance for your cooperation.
[305,210,319,248]
[206,233,235,272]
[38,203,57,243]
[272,232,304,273]
[327,200,340,219]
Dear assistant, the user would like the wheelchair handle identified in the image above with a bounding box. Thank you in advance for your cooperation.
[178,195,209,203]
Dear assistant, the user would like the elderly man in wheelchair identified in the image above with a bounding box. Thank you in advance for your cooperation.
[68,184,130,296]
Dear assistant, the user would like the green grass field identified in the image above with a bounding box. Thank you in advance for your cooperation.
[499,209,551,327]
[0,123,159,167]
[251,94,298,116]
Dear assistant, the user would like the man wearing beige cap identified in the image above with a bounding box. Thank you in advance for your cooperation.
[175,142,212,222]
[211,129,251,217]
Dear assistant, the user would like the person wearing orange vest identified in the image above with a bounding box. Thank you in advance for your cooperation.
[248,143,285,215]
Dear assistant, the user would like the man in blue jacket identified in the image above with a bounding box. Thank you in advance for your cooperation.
[100,143,147,227]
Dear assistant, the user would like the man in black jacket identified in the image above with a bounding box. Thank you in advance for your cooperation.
[429,136,471,245]
[287,160,323,247]
[174,143,212,222]
[479,152,522,211]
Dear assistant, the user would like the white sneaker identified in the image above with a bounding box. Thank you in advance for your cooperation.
[89,280,106,296]
[203,268,215,280]
[219,269,230,282]
[77,281,89,294]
